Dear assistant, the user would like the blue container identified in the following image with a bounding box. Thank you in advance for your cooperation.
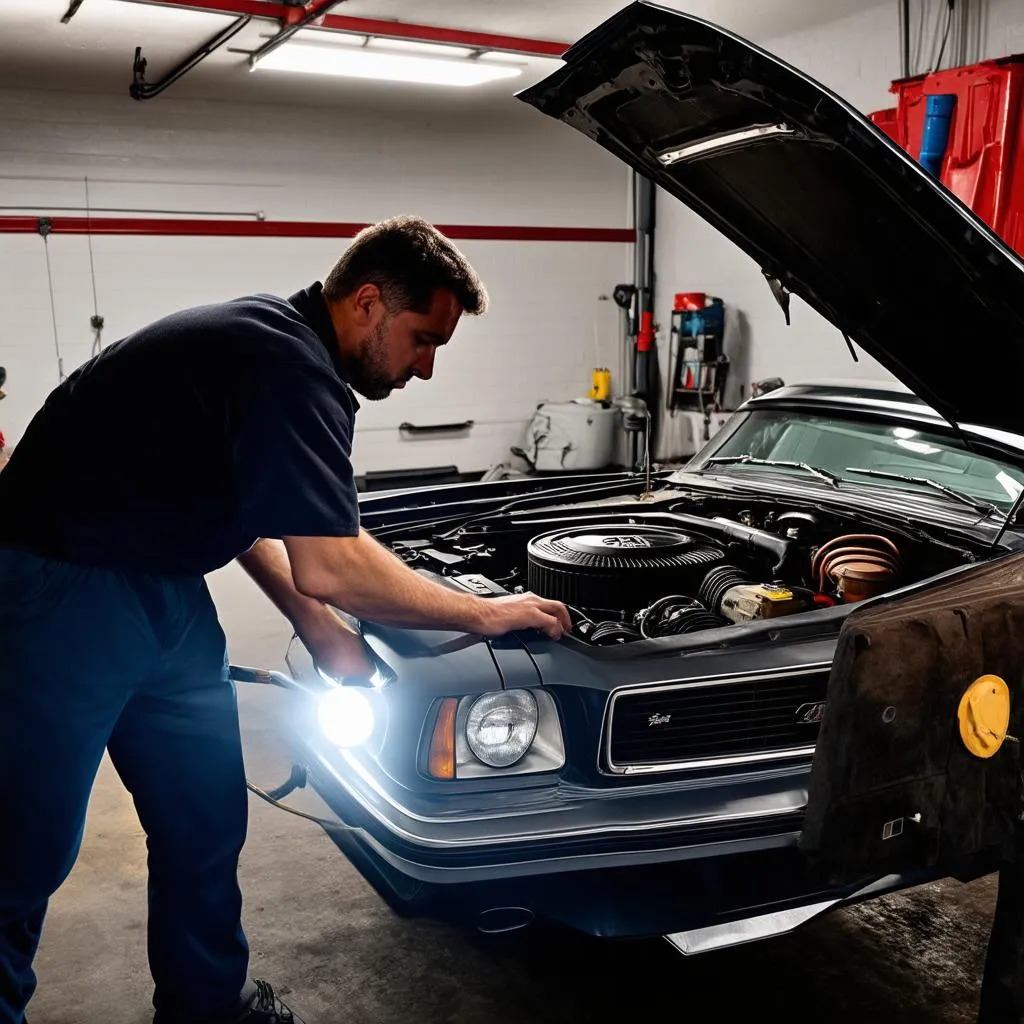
[919,93,957,177]
[680,298,725,339]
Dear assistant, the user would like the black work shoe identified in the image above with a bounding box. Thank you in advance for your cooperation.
[236,979,304,1024]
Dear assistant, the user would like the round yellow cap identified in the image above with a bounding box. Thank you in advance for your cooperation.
[958,674,1011,759]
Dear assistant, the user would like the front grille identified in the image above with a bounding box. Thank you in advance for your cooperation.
[607,667,830,772]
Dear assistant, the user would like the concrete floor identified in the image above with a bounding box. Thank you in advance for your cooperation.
[25,564,1001,1024]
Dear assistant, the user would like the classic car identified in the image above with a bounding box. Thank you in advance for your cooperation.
[235,2,1024,953]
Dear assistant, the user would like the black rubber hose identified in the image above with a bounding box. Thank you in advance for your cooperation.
[699,566,753,614]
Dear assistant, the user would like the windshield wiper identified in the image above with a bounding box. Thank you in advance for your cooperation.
[706,455,841,488]
[844,467,1000,516]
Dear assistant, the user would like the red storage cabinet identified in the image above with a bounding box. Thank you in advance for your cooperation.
[871,54,1024,257]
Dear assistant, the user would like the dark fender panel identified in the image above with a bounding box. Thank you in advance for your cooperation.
[801,552,1024,884]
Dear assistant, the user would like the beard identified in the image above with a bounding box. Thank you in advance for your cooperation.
[343,317,398,401]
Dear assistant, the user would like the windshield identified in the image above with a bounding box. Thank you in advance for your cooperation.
[697,409,1024,510]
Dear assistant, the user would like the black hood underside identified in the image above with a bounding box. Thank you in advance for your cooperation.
[518,2,1024,436]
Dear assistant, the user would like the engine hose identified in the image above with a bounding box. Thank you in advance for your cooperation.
[699,565,753,614]
[587,620,644,645]
[638,595,729,638]
[811,534,902,593]
[708,517,794,576]
[641,511,797,575]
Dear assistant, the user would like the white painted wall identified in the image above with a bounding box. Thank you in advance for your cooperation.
[654,0,1024,459]
[0,88,631,476]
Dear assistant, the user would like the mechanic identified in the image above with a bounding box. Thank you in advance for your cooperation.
[0,215,571,1024]
[979,836,1024,1022]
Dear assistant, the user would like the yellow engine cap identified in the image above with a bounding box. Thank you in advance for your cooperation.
[958,674,1011,759]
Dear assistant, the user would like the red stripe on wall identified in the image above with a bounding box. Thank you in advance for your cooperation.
[0,217,633,243]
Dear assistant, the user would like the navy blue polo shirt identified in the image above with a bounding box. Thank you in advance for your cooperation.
[0,282,361,576]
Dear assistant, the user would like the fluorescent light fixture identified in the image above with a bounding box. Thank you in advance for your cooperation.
[658,123,797,166]
[319,32,368,46]
[252,39,522,87]
[366,37,474,58]
[479,50,539,65]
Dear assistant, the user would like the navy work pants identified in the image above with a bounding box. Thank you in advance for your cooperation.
[0,547,251,1023]
[979,831,1024,1023]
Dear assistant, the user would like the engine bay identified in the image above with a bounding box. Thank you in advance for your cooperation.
[385,491,981,645]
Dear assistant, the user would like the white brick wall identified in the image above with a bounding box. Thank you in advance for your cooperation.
[653,0,1024,459]
[0,87,632,475]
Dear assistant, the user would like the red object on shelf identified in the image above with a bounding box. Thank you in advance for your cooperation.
[674,291,707,311]
[638,311,655,352]
[871,54,1024,257]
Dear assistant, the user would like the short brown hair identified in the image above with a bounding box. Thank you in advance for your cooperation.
[323,215,488,316]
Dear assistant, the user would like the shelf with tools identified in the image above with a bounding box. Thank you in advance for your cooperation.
[666,293,730,430]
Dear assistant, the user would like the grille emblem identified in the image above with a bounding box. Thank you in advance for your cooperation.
[648,713,672,727]
[795,701,827,725]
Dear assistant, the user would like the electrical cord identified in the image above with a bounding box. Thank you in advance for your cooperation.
[900,0,910,78]
[40,230,65,383]
[245,779,349,830]
[245,634,349,829]
[932,0,956,71]
[85,177,104,357]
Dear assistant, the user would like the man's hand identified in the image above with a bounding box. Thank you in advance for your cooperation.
[285,530,573,639]
[472,593,572,640]
[303,618,377,682]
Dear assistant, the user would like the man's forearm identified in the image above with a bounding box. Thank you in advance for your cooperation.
[285,529,490,634]
[237,538,355,648]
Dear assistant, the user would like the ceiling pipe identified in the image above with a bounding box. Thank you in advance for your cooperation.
[115,0,570,57]
[60,0,87,23]
[0,216,632,243]
[246,0,344,66]
[0,205,265,218]
[130,14,251,98]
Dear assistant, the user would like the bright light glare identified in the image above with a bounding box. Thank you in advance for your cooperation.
[479,50,533,65]
[896,439,941,454]
[997,471,1024,500]
[253,42,522,87]
[314,32,368,47]
[892,427,918,439]
[317,687,375,748]
[366,38,474,58]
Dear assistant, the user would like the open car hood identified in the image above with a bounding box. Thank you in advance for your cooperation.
[518,2,1024,436]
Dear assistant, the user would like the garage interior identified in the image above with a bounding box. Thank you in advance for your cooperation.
[4,1,1024,1022]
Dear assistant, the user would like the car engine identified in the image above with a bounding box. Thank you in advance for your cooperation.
[385,495,976,645]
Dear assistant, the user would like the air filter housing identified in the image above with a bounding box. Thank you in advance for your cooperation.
[527,524,724,614]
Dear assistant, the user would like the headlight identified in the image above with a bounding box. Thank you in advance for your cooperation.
[465,690,538,768]
[426,688,564,779]
[317,686,375,748]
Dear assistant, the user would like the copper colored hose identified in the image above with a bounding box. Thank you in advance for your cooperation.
[812,534,902,595]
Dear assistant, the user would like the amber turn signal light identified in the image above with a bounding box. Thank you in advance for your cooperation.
[428,697,458,779]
